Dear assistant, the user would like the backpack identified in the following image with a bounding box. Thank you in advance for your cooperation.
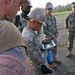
[14,15,21,27]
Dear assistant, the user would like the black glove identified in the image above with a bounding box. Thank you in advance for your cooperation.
[40,48,45,51]
[41,65,52,74]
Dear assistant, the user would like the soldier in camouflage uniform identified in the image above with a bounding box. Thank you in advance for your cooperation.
[12,0,32,32]
[64,2,75,57]
[43,2,61,68]
[22,7,52,75]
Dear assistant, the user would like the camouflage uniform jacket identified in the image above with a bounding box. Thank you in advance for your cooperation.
[43,14,58,38]
[22,27,46,75]
[64,13,75,31]
[12,14,29,32]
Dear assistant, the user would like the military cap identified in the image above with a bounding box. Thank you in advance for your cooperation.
[45,2,53,8]
[22,0,32,6]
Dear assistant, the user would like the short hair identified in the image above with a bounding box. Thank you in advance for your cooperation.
[71,2,75,5]
[71,2,75,7]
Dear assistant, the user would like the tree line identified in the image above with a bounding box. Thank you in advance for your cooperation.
[53,3,71,12]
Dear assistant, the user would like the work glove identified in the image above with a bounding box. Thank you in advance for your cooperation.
[40,48,45,51]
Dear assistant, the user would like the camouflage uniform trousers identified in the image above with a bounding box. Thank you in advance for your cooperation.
[67,31,75,51]
[29,51,47,75]
[51,38,57,59]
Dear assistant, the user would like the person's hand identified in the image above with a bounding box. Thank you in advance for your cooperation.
[43,37,51,43]
[52,35,56,39]
[40,48,45,51]
[67,28,71,32]
[55,33,59,38]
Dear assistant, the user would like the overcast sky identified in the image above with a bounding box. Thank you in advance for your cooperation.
[30,0,75,7]
[18,0,75,14]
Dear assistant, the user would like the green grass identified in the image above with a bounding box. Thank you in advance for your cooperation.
[52,10,71,16]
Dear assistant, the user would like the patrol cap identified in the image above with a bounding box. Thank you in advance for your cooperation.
[21,0,30,7]
[22,0,32,7]
[45,2,53,8]
[21,0,32,10]
[28,7,46,26]
[21,0,32,11]
[71,2,75,7]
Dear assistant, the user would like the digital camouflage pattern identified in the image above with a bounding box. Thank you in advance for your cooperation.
[18,16,29,32]
[12,15,29,32]
[22,27,47,75]
[12,14,41,36]
[64,13,75,51]
[43,14,58,57]
[43,14,58,38]
[64,13,75,31]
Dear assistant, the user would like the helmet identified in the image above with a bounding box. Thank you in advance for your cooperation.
[28,7,46,25]
[45,2,53,8]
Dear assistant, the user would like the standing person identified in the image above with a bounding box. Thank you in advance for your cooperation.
[12,0,32,32]
[22,7,52,75]
[64,2,75,57]
[43,2,61,68]
[0,0,35,75]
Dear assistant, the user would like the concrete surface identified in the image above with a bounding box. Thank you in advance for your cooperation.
[46,14,75,75]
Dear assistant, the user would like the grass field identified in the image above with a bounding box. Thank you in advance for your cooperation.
[52,10,71,16]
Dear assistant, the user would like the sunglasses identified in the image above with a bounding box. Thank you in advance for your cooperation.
[46,8,52,10]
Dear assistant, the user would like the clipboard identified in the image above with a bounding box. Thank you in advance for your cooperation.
[42,40,56,50]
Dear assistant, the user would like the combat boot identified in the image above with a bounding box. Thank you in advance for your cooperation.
[66,51,72,57]
[54,57,61,64]
[49,63,57,69]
